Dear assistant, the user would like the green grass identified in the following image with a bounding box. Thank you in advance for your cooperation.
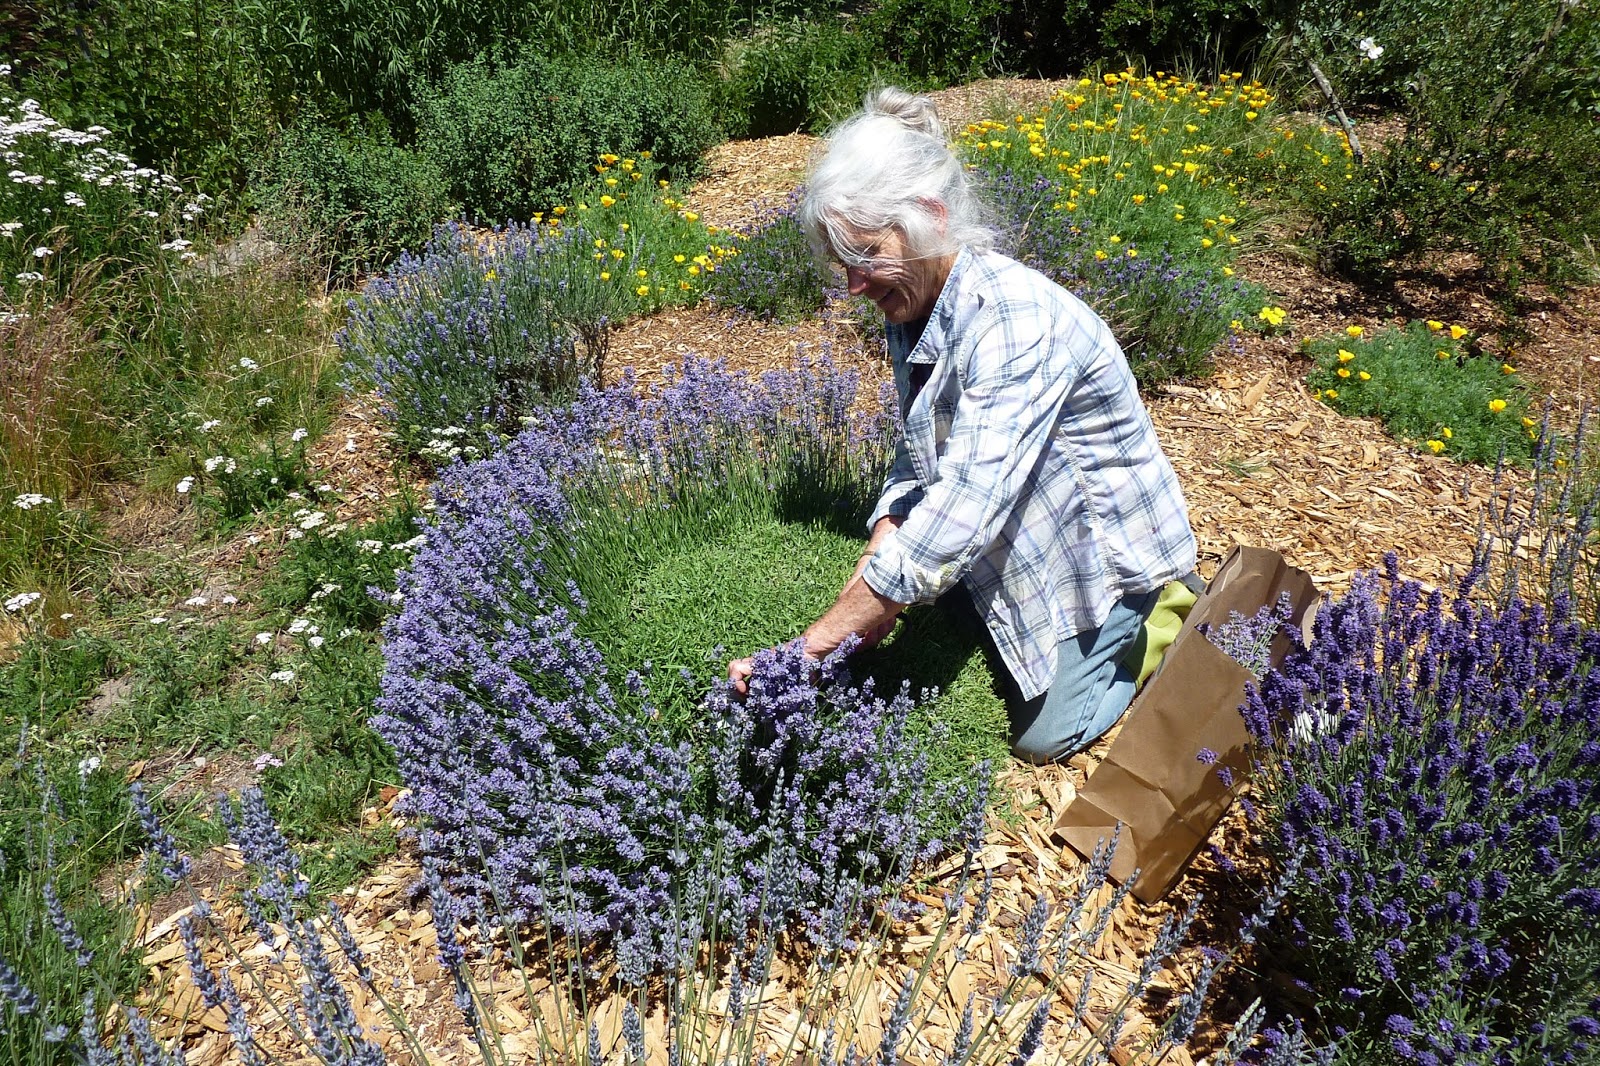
[1305,321,1535,465]
[596,513,1012,783]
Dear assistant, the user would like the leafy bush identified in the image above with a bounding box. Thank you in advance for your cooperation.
[374,356,1007,969]
[706,196,832,319]
[253,113,454,285]
[1277,0,1600,284]
[722,18,900,137]
[1241,560,1600,1060]
[1304,320,1533,465]
[413,50,719,224]
[9,0,282,193]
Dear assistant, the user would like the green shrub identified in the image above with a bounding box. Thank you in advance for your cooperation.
[413,50,719,224]
[8,0,281,194]
[1304,320,1533,464]
[722,17,902,137]
[253,113,454,285]
[1274,0,1600,285]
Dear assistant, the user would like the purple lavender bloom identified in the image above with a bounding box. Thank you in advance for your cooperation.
[374,355,975,972]
[1242,558,1600,1052]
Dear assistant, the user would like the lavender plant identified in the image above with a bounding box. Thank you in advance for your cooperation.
[1475,406,1599,629]
[118,772,1283,1066]
[1240,557,1600,1061]
[337,157,734,458]
[375,354,1005,972]
[705,193,833,321]
[335,220,588,457]
[0,735,139,1066]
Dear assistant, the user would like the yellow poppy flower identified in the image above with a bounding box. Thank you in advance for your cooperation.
[1489,399,1507,413]
[1450,325,1468,339]
[1358,371,1371,381]
[1337,349,1355,363]
[1426,319,1444,331]
[1501,364,1516,375]
[600,271,611,280]
[1337,367,1351,378]
[1442,427,1452,439]
[1345,325,1364,337]
[635,285,650,297]
[1426,440,1446,454]
[1325,389,1339,399]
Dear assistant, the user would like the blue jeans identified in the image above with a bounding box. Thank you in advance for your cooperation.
[1008,589,1160,763]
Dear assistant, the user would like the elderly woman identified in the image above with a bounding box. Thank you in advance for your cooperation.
[729,88,1197,763]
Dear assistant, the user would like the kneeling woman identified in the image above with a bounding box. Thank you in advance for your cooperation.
[729,88,1196,762]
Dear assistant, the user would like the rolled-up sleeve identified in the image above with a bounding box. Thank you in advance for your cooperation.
[862,305,1071,605]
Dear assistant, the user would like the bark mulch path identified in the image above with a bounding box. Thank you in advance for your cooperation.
[138,79,1598,1063]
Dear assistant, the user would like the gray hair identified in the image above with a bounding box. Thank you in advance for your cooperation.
[798,87,998,267]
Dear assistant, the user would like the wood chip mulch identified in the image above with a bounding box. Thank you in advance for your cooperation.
[136,78,1599,1062]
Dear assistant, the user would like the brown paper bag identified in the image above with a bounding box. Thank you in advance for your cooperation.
[1051,545,1319,902]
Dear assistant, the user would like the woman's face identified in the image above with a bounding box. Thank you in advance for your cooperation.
[833,224,950,325]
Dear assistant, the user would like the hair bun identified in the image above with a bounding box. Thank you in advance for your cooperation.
[863,87,945,143]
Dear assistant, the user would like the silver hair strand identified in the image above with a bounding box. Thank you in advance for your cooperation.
[799,87,997,268]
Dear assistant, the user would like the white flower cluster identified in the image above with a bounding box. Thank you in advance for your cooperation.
[11,492,52,509]
[203,455,237,474]
[1,93,210,253]
[175,475,195,495]
[4,590,41,611]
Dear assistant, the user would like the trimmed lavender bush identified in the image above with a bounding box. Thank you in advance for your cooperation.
[335,221,591,457]
[1241,557,1600,1061]
[705,193,833,321]
[984,169,1259,386]
[109,774,1282,1066]
[374,355,994,971]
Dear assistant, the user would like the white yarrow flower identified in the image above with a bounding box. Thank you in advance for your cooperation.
[184,595,208,607]
[199,419,222,432]
[254,396,272,408]
[175,476,195,495]
[12,493,52,509]
[4,591,42,612]
[237,357,259,371]
[254,631,273,645]
[77,756,101,779]
[290,427,308,442]
[268,669,296,683]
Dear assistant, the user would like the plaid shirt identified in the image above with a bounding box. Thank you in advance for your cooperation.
[862,249,1195,700]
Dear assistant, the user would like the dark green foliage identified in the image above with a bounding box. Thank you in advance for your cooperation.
[412,51,720,224]
[722,17,904,137]
[253,113,455,283]
[859,0,1260,85]
[5,0,281,193]
[1275,0,1600,285]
